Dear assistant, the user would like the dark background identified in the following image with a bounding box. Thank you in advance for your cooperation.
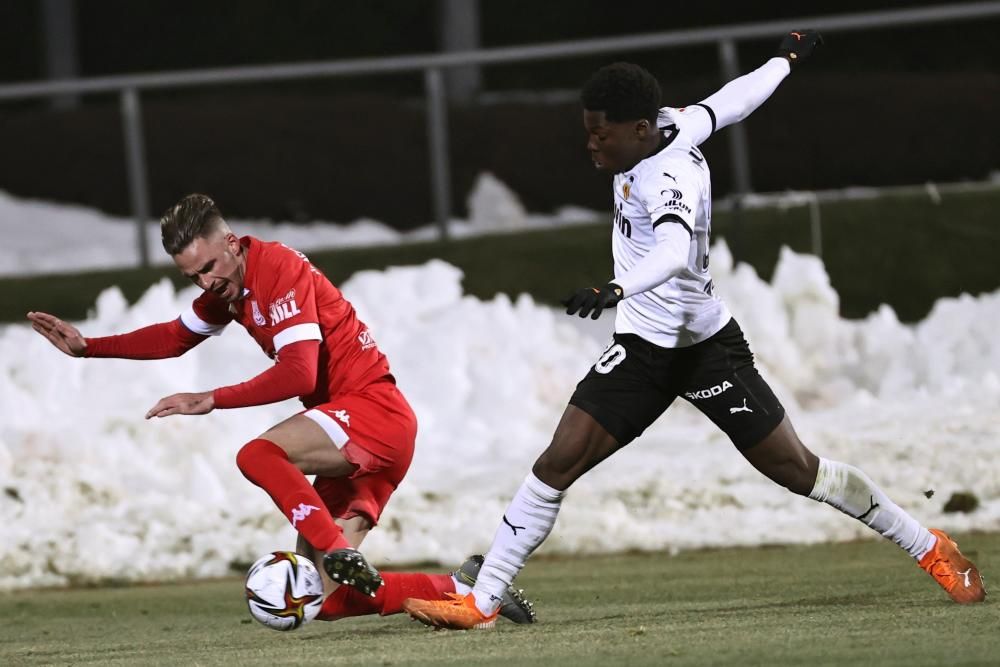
[1,0,997,227]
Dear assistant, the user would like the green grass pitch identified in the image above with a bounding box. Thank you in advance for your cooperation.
[1,533,996,666]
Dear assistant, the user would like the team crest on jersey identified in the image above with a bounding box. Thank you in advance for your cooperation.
[358,329,376,351]
[622,182,631,200]
[250,300,266,326]
[269,289,301,326]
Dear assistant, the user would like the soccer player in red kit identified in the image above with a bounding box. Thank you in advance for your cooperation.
[27,194,534,625]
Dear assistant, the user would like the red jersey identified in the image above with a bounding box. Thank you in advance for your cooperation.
[179,236,391,407]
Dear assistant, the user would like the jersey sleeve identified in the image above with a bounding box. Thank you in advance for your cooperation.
[696,57,790,133]
[665,105,716,147]
[638,169,699,240]
[181,291,233,336]
[257,247,323,353]
[84,319,208,359]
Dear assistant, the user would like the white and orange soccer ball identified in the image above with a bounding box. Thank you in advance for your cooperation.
[245,551,324,631]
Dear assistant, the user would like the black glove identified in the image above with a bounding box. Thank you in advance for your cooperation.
[562,283,623,320]
[776,29,823,66]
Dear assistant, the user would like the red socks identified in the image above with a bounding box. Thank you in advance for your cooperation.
[318,572,455,621]
[236,438,350,552]
[236,438,453,623]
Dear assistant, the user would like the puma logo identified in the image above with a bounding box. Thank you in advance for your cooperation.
[958,568,973,588]
[729,398,753,414]
[503,514,526,536]
[855,496,880,522]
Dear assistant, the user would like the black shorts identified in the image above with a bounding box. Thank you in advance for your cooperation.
[569,318,784,450]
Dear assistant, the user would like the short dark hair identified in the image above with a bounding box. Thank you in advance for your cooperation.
[160,194,226,255]
[580,62,661,123]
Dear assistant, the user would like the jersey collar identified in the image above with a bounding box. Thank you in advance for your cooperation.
[239,235,260,299]
[650,123,679,158]
[624,124,680,180]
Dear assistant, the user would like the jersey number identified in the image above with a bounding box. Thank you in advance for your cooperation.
[595,344,626,374]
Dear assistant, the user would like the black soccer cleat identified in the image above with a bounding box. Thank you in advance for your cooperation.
[323,548,384,598]
[452,554,537,624]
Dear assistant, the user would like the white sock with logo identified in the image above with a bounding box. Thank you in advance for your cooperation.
[472,472,565,616]
[808,457,936,560]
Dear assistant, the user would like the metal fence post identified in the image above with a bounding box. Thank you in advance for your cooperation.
[424,67,452,241]
[808,194,822,258]
[717,40,753,195]
[120,88,152,267]
[717,39,753,260]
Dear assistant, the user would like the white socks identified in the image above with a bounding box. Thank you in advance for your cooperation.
[468,459,934,616]
[809,457,936,561]
[472,473,564,615]
[452,574,471,596]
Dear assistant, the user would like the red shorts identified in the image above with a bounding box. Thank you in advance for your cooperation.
[301,380,416,525]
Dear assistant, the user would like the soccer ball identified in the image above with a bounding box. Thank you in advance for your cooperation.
[245,551,325,631]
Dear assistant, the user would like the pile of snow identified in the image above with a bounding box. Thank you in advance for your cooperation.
[1,244,998,589]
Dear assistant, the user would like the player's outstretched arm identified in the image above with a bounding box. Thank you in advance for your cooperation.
[145,391,215,419]
[33,315,209,361]
[693,29,822,140]
[145,339,321,418]
[27,311,87,357]
[562,217,692,321]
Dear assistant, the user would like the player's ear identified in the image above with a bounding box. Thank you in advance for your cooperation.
[634,118,652,138]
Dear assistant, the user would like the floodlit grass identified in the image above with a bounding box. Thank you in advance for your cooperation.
[1,533,996,666]
[3,188,999,325]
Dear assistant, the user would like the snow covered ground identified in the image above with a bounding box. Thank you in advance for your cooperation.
[0,184,998,590]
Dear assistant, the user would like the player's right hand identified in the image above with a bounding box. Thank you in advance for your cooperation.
[26,311,87,357]
[562,283,623,320]
[776,29,823,66]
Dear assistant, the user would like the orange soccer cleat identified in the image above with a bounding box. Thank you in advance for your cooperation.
[403,592,499,630]
[918,529,987,604]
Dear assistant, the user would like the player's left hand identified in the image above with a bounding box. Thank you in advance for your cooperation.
[145,391,215,419]
[562,283,623,320]
[776,29,823,66]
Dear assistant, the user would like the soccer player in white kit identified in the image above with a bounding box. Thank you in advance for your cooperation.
[404,30,985,629]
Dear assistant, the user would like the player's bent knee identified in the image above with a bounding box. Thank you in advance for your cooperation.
[532,442,587,490]
[764,452,819,496]
[235,438,280,479]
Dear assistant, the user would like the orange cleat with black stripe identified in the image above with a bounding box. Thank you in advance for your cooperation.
[403,592,499,630]
[919,529,986,604]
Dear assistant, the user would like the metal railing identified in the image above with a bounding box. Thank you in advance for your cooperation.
[1,1,999,265]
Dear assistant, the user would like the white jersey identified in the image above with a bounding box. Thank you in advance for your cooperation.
[611,105,730,348]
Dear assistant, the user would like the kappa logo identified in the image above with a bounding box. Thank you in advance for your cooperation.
[290,502,320,528]
[250,300,266,326]
[685,380,733,401]
[330,409,350,426]
[357,329,376,351]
